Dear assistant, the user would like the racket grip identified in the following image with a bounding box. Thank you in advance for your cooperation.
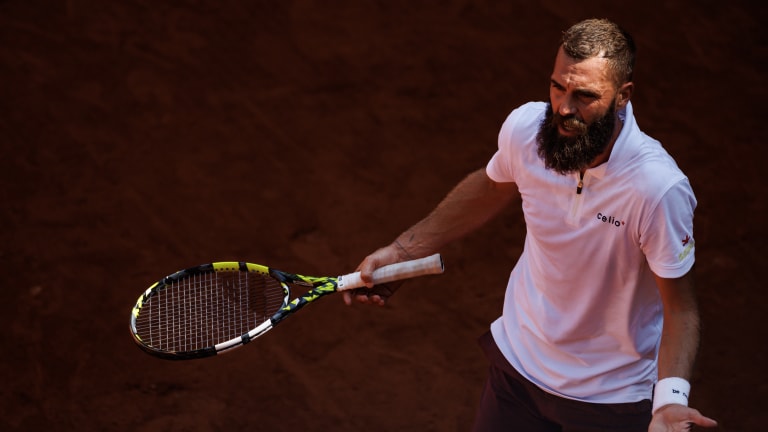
[336,253,444,291]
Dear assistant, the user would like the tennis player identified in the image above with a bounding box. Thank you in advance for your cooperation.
[345,18,717,432]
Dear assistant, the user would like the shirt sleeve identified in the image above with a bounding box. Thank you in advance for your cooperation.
[487,101,546,183]
[486,107,526,183]
[486,114,516,182]
[640,178,698,278]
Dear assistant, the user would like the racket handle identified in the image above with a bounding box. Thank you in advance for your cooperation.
[336,253,444,291]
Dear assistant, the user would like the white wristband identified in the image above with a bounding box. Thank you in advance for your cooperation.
[652,377,690,414]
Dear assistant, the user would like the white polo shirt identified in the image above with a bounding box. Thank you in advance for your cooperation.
[486,101,697,403]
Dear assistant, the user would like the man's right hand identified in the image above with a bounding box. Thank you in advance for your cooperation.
[342,244,408,306]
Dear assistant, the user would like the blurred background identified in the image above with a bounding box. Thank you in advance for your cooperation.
[1,1,765,430]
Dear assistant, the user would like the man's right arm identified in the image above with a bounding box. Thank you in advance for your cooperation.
[354,168,518,289]
[393,168,518,258]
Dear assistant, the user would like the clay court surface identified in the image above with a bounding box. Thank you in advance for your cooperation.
[1,1,765,430]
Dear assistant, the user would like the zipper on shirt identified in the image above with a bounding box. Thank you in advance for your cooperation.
[566,171,586,227]
[576,171,584,194]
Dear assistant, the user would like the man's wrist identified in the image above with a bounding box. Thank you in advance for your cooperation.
[652,377,690,414]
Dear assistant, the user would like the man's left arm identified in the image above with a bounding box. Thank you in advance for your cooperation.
[656,271,699,384]
[650,271,717,431]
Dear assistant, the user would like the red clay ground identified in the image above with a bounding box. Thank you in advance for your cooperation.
[1,1,765,431]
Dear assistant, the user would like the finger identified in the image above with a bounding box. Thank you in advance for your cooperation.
[344,289,369,305]
[358,258,378,287]
[690,410,718,428]
[354,291,371,304]
[368,294,386,306]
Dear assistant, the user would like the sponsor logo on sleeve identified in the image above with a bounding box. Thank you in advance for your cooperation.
[678,235,694,261]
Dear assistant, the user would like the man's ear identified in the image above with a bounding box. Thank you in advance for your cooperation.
[617,82,634,108]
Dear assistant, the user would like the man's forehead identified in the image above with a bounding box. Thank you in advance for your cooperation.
[552,48,614,91]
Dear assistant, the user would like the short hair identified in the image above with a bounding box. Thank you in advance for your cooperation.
[561,18,636,86]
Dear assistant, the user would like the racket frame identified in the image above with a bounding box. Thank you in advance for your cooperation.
[130,254,443,360]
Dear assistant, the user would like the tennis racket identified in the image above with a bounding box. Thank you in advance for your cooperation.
[130,253,444,360]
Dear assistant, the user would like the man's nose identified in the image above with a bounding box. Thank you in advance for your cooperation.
[558,95,577,117]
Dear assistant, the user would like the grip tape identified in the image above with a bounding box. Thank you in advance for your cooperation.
[336,253,444,291]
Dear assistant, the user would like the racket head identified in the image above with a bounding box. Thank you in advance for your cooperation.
[129,262,290,360]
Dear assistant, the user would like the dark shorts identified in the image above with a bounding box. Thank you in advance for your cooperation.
[472,331,652,432]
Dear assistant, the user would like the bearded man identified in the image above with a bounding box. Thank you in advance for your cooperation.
[345,18,717,432]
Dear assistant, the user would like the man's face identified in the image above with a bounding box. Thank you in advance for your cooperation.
[537,100,616,174]
[536,48,625,174]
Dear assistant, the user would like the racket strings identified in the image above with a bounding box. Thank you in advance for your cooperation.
[134,271,285,352]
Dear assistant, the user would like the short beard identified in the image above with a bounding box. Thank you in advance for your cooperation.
[536,101,616,174]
